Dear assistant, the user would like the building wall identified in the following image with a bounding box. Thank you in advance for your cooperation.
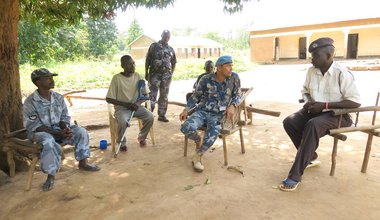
[310,31,345,57]
[278,35,303,59]
[174,47,221,59]
[249,18,380,62]
[353,27,380,56]
[129,36,155,60]
[130,36,222,60]
[250,37,274,62]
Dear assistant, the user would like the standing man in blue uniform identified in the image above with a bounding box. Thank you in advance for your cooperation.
[145,30,177,122]
[179,55,241,172]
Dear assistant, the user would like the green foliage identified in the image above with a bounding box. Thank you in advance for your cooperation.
[86,18,119,57]
[203,30,250,50]
[126,18,144,45]
[20,50,254,96]
[18,18,119,64]
[19,0,251,27]
[19,0,177,26]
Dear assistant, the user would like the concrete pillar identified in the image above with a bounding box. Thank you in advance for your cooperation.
[342,29,350,58]
[305,32,312,59]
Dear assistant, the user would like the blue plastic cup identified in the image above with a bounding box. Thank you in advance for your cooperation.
[100,140,108,150]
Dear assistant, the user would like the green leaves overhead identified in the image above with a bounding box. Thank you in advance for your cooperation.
[19,0,175,26]
[19,0,251,26]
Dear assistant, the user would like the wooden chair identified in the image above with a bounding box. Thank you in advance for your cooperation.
[328,92,380,176]
[3,128,67,191]
[107,102,155,152]
[184,87,253,166]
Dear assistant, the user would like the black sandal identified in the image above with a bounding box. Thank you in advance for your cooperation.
[79,164,101,172]
[42,177,55,192]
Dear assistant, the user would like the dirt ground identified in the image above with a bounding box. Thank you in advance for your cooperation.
[1,62,380,220]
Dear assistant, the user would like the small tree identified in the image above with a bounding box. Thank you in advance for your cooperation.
[126,18,144,45]
[86,18,118,57]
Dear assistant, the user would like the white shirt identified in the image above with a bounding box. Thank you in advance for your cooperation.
[302,61,361,104]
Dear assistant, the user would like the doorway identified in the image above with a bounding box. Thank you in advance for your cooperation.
[274,37,280,61]
[347,33,359,59]
[298,37,307,59]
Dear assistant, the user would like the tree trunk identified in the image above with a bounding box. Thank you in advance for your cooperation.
[0,0,23,175]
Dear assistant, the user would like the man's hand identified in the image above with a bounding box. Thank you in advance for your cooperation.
[129,103,139,111]
[60,127,73,139]
[57,122,72,139]
[226,105,235,120]
[179,109,188,122]
[305,101,325,114]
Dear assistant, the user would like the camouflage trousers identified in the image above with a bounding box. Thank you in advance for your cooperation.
[32,125,90,176]
[148,72,172,117]
[180,110,223,154]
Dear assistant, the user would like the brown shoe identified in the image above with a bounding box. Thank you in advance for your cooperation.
[138,138,147,147]
[120,145,128,152]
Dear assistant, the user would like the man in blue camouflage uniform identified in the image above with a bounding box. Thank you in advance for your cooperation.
[23,68,100,192]
[145,30,177,122]
[186,60,215,101]
[179,55,241,172]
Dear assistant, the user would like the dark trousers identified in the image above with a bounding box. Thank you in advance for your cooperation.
[283,108,352,182]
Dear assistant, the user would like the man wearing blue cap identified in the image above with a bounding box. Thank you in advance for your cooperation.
[23,68,100,192]
[179,55,241,172]
[279,37,361,191]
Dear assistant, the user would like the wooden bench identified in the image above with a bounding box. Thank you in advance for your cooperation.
[63,90,105,107]
[328,92,380,176]
[3,128,68,190]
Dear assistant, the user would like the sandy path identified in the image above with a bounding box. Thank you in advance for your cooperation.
[1,61,380,220]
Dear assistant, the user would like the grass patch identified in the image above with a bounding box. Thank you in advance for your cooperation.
[20,49,255,97]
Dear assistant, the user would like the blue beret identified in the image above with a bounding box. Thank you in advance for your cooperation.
[215,55,233,66]
[308,37,334,53]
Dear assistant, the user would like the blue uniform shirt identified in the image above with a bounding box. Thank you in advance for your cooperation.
[23,90,71,137]
[187,72,241,114]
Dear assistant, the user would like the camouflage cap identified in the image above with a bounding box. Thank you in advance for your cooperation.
[308,37,335,53]
[31,68,58,81]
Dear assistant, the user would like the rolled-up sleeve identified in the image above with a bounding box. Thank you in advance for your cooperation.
[230,74,241,106]
[340,72,361,104]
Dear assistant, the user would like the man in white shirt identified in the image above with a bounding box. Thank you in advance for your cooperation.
[279,37,361,192]
[106,55,153,151]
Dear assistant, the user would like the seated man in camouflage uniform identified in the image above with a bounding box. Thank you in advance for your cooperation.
[186,60,215,101]
[179,55,241,172]
[23,68,100,192]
